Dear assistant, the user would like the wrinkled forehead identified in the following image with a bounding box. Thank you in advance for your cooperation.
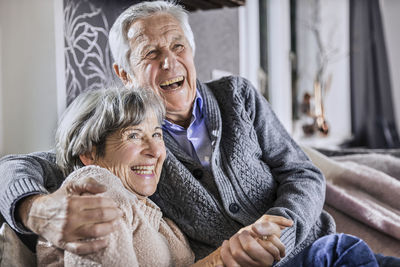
[127,14,185,45]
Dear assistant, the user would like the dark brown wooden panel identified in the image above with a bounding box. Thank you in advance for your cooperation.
[178,0,245,11]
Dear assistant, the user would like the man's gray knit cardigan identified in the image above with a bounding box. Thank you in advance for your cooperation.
[0,76,335,265]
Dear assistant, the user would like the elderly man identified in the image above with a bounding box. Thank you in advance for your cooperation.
[0,1,388,266]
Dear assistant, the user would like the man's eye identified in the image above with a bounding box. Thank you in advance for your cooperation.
[145,50,157,59]
[173,44,184,51]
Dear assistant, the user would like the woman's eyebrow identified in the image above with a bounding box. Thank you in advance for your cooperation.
[122,127,143,134]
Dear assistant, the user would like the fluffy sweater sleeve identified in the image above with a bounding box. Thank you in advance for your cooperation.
[37,166,195,267]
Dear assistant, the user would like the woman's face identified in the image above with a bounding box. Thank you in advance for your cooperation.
[94,110,166,199]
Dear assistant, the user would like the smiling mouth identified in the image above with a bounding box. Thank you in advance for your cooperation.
[131,165,155,175]
[159,76,184,90]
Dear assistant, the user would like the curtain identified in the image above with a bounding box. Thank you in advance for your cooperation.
[349,0,400,148]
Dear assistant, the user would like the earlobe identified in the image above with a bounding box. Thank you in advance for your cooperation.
[79,150,96,166]
[113,63,132,85]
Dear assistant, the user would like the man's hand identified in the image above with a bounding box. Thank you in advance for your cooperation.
[220,215,293,267]
[18,178,122,255]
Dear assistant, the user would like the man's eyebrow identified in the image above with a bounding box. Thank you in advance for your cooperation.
[127,26,145,42]
[129,33,145,45]
[172,35,185,42]
[141,44,155,52]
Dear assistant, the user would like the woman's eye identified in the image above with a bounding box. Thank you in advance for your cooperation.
[153,132,163,138]
[128,133,139,139]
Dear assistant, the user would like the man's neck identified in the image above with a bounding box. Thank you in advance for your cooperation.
[166,114,192,129]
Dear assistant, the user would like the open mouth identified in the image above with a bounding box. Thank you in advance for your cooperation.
[159,76,184,90]
[131,165,155,175]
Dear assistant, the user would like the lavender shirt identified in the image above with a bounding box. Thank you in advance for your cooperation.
[162,91,212,167]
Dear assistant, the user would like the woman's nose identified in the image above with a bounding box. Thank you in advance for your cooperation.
[144,139,163,158]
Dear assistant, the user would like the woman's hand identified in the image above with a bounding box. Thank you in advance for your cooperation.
[220,215,293,267]
[19,177,122,254]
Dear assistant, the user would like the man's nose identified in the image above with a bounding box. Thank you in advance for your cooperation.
[161,51,176,70]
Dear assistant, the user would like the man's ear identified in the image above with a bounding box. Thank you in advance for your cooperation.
[113,63,132,85]
[79,150,96,166]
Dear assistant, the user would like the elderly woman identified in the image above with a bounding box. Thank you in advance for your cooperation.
[36,87,224,266]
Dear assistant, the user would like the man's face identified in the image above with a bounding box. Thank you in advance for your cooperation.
[127,14,197,125]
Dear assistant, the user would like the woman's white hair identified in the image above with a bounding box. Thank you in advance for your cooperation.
[55,87,165,176]
[109,0,195,76]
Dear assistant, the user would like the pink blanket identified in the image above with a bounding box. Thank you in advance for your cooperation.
[302,146,400,243]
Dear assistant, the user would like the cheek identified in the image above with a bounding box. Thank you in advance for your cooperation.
[160,147,167,162]
[106,145,138,167]
[182,51,195,72]
[120,145,140,160]
[141,64,158,85]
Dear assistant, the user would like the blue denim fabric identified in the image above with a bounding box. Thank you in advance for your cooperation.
[284,234,379,267]
[374,253,400,267]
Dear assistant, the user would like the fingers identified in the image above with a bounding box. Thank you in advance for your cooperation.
[238,231,276,266]
[221,231,275,267]
[78,206,122,224]
[66,177,107,195]
[220,240,240,267]
[74,220,118,239]
[25,180,121,254]
[64,238,109,255]
[258,234,286,261]
[70,195,119,212]
[252,220,282,238]
[67,195,121,226]
[230,231,261,266]
[63,196,122,241]
[269,235,285,258]
[262,215,293,229]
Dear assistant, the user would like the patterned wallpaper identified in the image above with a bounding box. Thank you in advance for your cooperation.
[64,0,140,105]
[63,0,240,105]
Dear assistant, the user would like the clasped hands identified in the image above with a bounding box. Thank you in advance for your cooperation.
[219,214,293,267]
[19,177,122,255]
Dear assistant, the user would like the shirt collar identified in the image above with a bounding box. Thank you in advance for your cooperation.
[163,90,204,131]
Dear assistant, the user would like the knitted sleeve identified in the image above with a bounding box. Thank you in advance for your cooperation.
[0,151,64,233]
[62,166,139,267]
[239,77,328,256]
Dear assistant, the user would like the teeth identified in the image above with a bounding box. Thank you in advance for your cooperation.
[131,165,155,175]
[160,76,184,86]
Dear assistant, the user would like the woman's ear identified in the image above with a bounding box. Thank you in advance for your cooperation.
[79,150,96,166]
[113,63,132,85]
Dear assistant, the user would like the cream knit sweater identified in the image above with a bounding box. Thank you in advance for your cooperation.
[36,166,196,267]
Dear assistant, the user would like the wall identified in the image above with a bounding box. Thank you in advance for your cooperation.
[0,25,2,154]
[295,0,351,143]
[381,0,400,135]
[0,1,245,156]
[190,7,240,82]
[267,0,292,133]
[0,0,60,156]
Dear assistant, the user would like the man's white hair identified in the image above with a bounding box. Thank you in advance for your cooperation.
[109,1,195,77]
